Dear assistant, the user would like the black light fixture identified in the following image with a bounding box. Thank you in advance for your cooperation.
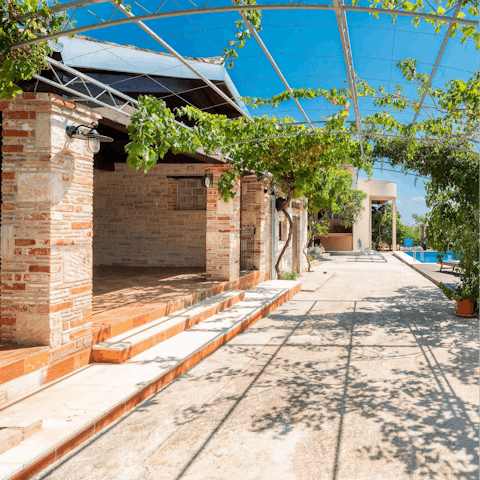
[201,173,213,188]
[66,122,113,154]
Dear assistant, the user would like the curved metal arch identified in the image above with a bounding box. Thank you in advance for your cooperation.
[14,2,478,49]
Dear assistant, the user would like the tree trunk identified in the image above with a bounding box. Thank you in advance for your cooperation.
[303,215,316,273]
[275,207,294,279]
[303,245,311,272]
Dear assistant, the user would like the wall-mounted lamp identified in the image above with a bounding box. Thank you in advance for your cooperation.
[201,174,213,188]
[66,122,113,154]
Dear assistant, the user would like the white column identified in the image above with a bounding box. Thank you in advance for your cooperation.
[368,199,372,250]
[392,199,397,251]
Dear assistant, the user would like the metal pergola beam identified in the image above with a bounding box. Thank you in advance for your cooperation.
[35,57,193,131]
[35,61,478,155]
[233,0,314,128]
[109,0,252,121]
[411,3,462,125]
[14,3,477,50]
[44,57,138,109]
[332,0,364,156]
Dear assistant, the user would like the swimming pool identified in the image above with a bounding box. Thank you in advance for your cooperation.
[404,251,457,264]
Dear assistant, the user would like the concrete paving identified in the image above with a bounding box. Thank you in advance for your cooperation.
[298,266,335,292]
[393,252,461,291]
[32,254,479,480]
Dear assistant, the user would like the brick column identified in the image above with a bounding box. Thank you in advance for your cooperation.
[0,93,98,359]
[205,165,240,282]
[240,176,271,279]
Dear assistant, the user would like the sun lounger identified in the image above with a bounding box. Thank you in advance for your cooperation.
[356,239,388,262]
[438,259,460,272]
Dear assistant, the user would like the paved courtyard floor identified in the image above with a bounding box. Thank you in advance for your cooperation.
[34,254,478,480]
[92,267,220,315]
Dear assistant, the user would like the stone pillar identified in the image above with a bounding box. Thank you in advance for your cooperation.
[392,199,397,251]
[0,93,98,358]
[205,165,240,282]
[240,176,270,278]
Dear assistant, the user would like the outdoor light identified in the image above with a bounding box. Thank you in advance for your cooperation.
[66,122,113,154]
[201,174,213,188]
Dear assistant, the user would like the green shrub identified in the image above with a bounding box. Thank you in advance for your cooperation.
[440,275,479,303]
[281,270,299,280]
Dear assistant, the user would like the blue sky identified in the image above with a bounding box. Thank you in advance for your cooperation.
[62,0,478,223]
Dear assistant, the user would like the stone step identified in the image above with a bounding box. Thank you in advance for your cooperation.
[0,346,50,407]
[91,270,265,345]
[91,289,245,364]
[0,280,300,480]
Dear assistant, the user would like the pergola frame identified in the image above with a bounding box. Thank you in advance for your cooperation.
[29,59,478,156]
[411,3,463,125]
[13,0,477,153]
[332,0,364,156]
[14,2,478,50]
[109,0,253,121]
[232,0,314,128]
[34,56,194,131]
[35,56,138,116]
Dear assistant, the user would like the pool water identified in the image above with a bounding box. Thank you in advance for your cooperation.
[404,251,457,264]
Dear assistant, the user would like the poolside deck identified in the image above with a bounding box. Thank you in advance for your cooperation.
[393,251,461,291]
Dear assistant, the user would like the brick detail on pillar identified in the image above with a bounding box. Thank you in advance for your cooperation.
[205,165,240,282]
[0,93,97,359]
[240,176,271,279]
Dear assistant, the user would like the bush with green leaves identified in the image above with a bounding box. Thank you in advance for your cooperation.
[0,0,72,99]
[281,270,299,281]
[126,95,369,278]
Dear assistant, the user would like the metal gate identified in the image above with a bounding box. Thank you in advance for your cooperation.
[240,227,256,271]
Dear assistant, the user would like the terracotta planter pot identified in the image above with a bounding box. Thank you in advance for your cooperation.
[456,299,475,316]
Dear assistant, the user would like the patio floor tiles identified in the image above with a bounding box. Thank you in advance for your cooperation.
[92,267,224,316]
[0,346,49,386]
[91,267,228,344]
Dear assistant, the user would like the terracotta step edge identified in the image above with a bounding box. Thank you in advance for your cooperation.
[5,282,300,480]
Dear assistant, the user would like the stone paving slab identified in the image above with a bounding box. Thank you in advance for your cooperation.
[0,281,300,480]
[26,254,478,480]
[297,269,335,292]
[91,290,245,363]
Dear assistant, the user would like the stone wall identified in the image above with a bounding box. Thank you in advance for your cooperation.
[93,163,206,268]
[177,177,206,210]
[239,177,307,278]
[205,164,240,281]
[240,176,271,275]
[0,93,96,358]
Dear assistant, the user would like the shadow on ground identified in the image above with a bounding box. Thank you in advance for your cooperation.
[163,284,479,479]
[37,282,478,480]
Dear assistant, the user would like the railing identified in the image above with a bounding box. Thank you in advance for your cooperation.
[412,246,424,262]
[240,227,256,271]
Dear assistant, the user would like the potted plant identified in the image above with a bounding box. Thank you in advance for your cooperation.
[440,266,479,318]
